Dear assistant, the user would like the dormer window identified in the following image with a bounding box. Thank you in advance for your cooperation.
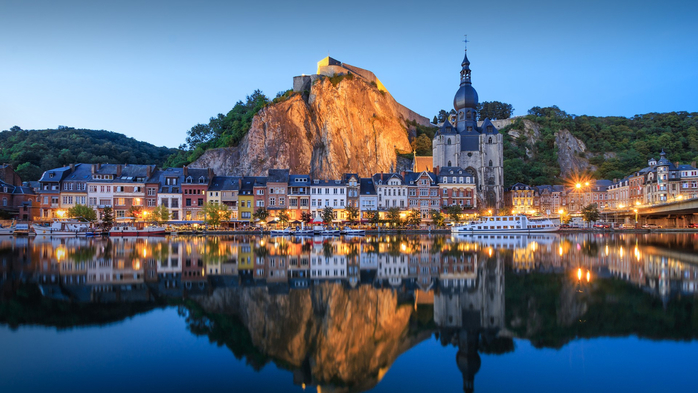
[49,173,55,178]
[487,126,493,133]
[186,176,193,183]
[199,176,205,183]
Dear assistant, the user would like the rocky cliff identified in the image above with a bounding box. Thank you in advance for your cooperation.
[190,76,420,178]
[503,118,596,178]
[193,283,430,391]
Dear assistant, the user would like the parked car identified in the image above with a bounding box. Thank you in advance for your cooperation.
[593,223,611,229]
[688,223,698,228]
[620,223,635,229]
[642,223,661,229]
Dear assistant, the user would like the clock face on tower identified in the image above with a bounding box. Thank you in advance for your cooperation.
[449,114,457,124]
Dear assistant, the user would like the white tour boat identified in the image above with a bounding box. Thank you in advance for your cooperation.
[110,224,167,236]
[451,215,559,235]
[32,220,91,236]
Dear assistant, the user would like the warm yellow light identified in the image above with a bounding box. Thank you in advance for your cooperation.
[635,201,640,206]
[133,260,141,270]
[488,209,492,215]
[620,246,624,258]
[678,195,683,200]
[55,247,66,261]
[576,183,582,189]
[619,204,624,209]
[56,210,66,218]
[633,209,638,213]
[586,271,590,282]
[577,268,582,281]
[142,249,147,258]
[488,248,493,257]
[585,182,590,187]
[559,246,563,256]
[558,209,564,215]
[401,243,406,251]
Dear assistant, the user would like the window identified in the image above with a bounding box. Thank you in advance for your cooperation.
[269,197,275,206]
[115,198,126,206]
[186,198,192,206]
[116,210,125,218]
[198,198,204,206]
[147,187,156,196]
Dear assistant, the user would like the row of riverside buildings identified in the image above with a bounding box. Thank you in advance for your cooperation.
[28,164,478,224]
[3,151,696,224]
[505,151,698,215]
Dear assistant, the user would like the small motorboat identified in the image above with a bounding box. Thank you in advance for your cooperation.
[270,227,292,236]
[342,227,365,236]
[32,220,90,236]
[0,224,14,235]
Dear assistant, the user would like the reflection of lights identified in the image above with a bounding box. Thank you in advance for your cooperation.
[620,246,624,258]
[142,249,147,258]
[586,271,590,282]
[577,268,582,280]
[559,246,563,256]
[488,248,493,257]
[56,247,66,261]
[605,245,608,256]
[133,260,141,270]
[401,243,406,251]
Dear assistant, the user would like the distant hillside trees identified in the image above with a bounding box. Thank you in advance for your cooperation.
[477,101,514,120]
[0,126,177,181]
[501,106,698,187]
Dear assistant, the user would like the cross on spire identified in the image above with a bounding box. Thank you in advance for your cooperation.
[463,35,468,50]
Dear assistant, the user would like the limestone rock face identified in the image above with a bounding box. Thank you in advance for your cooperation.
[191,77,417,178]
[195,283,425,390]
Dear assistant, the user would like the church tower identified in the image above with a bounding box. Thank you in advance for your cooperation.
[433,42,504,210]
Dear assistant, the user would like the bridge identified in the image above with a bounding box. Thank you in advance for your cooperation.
[602,198,698,228]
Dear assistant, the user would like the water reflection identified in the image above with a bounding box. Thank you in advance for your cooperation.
[1,233,697,392]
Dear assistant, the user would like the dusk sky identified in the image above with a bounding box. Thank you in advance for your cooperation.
[2,0,697,148]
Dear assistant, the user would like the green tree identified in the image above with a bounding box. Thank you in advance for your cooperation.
[203,202,227,228]
[365,209,380,226]
[300,211,312,224]
[582,203,600,226]
[477,101,514,120]
[102,206,114,226]
[407,209,422,226]
[387,207,402,226]
[446,205,463,223]
[345,205,359,225]
[253,207,269,222]
[559,210,571,224]
[430,209,445,227]
[68,204,97,222]
[321,206,334,225]
[277,208,290,227]
[411,134,433,156]
[152,204,170,225]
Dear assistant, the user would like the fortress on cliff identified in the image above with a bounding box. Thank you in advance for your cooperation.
[293,57,431,128]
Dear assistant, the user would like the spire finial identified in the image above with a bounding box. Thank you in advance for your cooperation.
[463,34,468,50]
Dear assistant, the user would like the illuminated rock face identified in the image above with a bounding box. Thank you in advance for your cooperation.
[195,283,423,390]
[190,76,418,179]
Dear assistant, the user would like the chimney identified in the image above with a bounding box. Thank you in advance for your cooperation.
[692,161,696,168]
[208,167,214,180]
[183,165,188,177]
[675,162,679,168]
[91,164,96,174]
[69,163,75,171]
[401,171,406,178]
[146,165,152,178]
[116,164,122,177]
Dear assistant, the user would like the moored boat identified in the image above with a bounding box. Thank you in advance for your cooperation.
[270,227,292,236]
[341,227,365,236]
[32,220,90,236]
[109,224,167,236]
[0,224,14,235]
[451,215,559,235]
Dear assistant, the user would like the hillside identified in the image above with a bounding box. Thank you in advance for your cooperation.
[0,126,178,181]
[500,108,698,187]
[187,74,422,178]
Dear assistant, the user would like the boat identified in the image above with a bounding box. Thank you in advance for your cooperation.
[293,226,314,236]
[341,227,365,236]
[451,215,559,235]
[270,227,292,236]
[320,227,341,236]
[0,224,14,235]
[32,220,90,236]
[110,224,167,236]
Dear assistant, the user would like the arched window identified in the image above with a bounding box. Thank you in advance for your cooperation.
[448,161,452,167]
[488,137,492,144]
[489,160,493,167]
[447,138,451,145]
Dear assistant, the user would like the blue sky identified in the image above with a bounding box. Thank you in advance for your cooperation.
[1,0,697,148]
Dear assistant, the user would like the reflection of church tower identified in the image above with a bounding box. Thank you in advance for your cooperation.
[434,249,507,392]
[432,42,504,209]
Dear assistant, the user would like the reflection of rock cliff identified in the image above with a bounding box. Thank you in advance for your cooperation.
[190,64,427,178]
[193,283,430,391]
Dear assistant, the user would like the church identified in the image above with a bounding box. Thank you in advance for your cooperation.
[432,47,504,210]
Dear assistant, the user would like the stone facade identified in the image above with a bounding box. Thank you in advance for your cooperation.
[432,49,504,209]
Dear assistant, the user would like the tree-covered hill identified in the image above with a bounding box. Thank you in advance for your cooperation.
[0,126,178,181]
[501,108,698,187]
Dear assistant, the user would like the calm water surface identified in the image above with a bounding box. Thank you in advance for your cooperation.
[1,233,697,392]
